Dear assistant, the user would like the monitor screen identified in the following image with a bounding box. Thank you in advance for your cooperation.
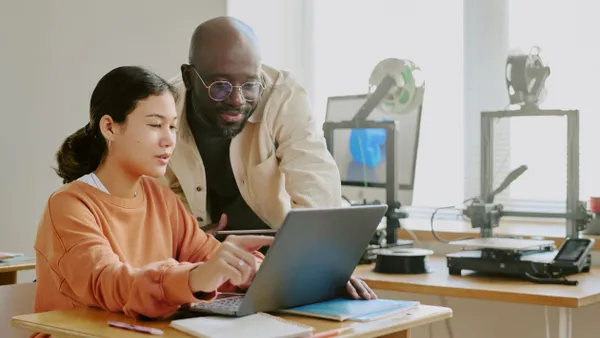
[325,94,422,191]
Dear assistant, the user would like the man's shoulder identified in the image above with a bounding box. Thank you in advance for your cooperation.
[167,74,187,119]
[167,74,186,101]
[258,64,309,123]
[261,64,303,95]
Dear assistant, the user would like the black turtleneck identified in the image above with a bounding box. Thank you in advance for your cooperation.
[185,97,269,235]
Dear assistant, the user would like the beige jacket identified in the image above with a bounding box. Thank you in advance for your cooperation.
[162,65,342,228]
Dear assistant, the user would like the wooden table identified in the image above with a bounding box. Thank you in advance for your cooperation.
[353,256,600,338]
[0,258,35,285]
[12,305,451,338]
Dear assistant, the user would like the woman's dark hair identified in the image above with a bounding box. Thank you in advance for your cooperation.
[55,66,178,184]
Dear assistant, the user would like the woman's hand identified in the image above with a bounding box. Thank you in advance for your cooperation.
[238,256,262,289]
[188,235,273,293]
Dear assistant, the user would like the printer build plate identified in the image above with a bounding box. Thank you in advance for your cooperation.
[448,237,556,251]
[446,249,590,278]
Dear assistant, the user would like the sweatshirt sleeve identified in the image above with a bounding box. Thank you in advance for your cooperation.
[169,193,264,292]
[171,191,264,264]
[46,191,212,319]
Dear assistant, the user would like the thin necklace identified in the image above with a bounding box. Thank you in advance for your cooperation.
[91,173,137,197]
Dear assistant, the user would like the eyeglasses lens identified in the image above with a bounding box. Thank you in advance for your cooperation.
[208,81,261,102]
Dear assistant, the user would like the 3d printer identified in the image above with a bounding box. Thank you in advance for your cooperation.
[322,59,425,263]
[445,47,595,285]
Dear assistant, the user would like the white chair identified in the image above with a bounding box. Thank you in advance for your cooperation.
[0,282,36,338]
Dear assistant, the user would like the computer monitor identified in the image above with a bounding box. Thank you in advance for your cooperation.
[325,94,422,206]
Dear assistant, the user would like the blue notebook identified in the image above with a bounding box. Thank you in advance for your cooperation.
[280,298,420,321]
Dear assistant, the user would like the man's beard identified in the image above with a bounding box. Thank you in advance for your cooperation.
[188,90,254,139]
[219,117,248,138]
[215,108,252,139]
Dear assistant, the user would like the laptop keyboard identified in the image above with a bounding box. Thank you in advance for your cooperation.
[189,295,244,315]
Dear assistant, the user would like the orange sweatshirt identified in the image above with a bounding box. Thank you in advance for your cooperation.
[33,177,258,326]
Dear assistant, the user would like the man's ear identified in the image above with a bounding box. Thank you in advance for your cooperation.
[181,64,193,90]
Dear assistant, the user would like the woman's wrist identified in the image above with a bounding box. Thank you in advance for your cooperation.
[188,264,212,294]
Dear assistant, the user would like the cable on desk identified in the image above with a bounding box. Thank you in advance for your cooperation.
[523,273,578,286]
[402,227,420,244]
[527,262,578,286]
[430,198,476,244]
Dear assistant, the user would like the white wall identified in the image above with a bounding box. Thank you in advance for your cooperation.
[0,0,227,281]
[226,0,313,100]
[1,0,313,281]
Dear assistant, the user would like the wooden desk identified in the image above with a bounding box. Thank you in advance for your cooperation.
[0,258,35,285]
[353,256,600,338]
[12,305,452,338]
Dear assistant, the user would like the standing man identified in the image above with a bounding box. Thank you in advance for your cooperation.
[164,17,378,300]
[163,16,342,234]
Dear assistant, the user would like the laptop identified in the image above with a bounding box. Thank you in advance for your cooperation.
[188,204,388,317]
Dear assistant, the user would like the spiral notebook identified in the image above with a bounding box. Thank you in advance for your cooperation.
[170,312,313,338]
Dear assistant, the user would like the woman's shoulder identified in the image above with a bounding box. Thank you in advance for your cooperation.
[140,176,181,204]
[42,181,100,223]
[48,180,94,204]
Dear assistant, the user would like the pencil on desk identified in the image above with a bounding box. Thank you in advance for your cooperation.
[215,229,278,235]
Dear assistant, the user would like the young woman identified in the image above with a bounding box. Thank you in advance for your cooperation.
[33,66,272,325]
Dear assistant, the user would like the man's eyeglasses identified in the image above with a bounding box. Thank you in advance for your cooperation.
[191,67,264,102]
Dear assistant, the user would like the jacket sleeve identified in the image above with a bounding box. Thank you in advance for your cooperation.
[272,79,343,208]
[159,165,192,213]
[47,192,214,319]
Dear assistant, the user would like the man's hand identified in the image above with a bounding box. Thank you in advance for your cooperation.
[200,213,227,235]
[346,277,377,300]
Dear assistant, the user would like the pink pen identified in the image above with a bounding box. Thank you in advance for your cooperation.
[108,320,164,336]
[310,327,354,338]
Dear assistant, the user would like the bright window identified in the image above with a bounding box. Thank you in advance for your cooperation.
[506,0,599,207]
[311,0,464,207]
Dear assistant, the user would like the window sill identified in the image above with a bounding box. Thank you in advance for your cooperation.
[398,218,600,251]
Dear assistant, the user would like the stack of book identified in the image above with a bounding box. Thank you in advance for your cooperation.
[279,298,420,322]
[0,252,25,262]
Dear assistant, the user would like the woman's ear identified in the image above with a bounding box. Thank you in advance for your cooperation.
[98,115,115,144]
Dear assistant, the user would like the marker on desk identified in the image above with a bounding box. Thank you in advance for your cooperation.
[310,327,354,338]
[108,321,164,336]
